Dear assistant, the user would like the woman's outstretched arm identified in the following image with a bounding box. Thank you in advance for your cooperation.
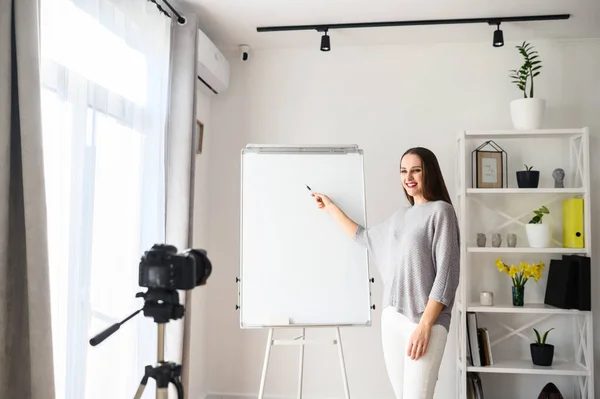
[311,192,358,238]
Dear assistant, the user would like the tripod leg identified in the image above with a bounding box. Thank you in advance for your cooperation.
[156,388,169,399]
[335,327,351,399]
[297,328,305,399]
[258,328,274,399]
[133,375,149,399]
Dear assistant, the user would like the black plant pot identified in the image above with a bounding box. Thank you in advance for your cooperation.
[517,170,540,188]
[531,343,554,366]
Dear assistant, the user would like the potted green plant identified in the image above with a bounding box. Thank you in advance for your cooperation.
[509,41,545,130]
[516,164,540,188]
[531,328,554,366]
[525,205,551,248]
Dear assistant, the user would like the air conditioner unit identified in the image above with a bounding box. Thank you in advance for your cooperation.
[197,28,230,96]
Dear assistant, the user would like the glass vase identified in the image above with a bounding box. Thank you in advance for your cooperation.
[512,285,524,306]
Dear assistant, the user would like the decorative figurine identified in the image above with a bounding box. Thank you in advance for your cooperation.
[552,168,565,188]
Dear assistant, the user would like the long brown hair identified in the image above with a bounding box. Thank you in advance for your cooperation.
[400,147,452,206]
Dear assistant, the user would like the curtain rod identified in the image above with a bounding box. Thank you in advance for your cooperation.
[148,0,186,24]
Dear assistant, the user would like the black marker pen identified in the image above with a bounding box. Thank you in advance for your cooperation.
[306,184,322,202]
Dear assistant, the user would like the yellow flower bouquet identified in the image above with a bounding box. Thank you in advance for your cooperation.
[495,258,546,306]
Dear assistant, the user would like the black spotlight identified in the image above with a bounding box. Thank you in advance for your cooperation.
[493,23,504,47]
[320,29,330,51]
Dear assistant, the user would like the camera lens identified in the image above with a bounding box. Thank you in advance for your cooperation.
[187,249,212,286]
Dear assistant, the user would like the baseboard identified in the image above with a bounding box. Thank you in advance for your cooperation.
[205,395,284,399]
[205,393,341,399]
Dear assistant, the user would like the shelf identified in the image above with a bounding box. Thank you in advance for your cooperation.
[465,188,585,195]
[467,359,589,376]
[456,126,593,398]
[467,247,588,254]
[462,129,586,139]
[466,303,590,315]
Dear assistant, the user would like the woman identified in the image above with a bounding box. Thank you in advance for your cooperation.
[312,147,460,399]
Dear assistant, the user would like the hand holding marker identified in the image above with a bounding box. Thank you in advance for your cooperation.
[306,185,359,238]
[306,184,322,205]
[306,184,319,199]
[306,184,334,211]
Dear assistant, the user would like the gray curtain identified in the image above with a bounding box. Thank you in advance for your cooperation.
[0,0,56,398]
[163,7,198,395]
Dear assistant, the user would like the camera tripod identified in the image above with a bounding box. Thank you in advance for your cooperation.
[90,289,186,399]
[133,323,183,399]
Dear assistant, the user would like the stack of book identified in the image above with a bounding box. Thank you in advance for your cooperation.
[467,372,484,399]
[466,312,494,367]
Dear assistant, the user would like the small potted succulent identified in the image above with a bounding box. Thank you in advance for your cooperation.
[525,205,550,248]
[531,328,554,366]
[516,164,539,188]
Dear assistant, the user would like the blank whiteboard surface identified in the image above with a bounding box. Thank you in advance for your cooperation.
[240,146,372,328]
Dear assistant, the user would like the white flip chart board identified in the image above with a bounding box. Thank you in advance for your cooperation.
[239,145,372,328]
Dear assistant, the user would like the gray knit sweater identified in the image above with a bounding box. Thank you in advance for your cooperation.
[353,200,461,331]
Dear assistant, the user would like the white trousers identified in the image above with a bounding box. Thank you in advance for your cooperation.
[381,306,448,399]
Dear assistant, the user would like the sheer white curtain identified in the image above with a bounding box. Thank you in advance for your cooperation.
[40,0,171,398]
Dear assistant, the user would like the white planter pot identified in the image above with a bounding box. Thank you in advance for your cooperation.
[510,98,546,130]
[526,223,551,248]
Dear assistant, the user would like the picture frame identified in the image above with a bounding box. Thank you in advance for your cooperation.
[196,119,204,154]
[471,140,507,188]
[476,151,503,188]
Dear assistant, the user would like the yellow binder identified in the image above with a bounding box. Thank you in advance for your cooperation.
[563,198,584,248]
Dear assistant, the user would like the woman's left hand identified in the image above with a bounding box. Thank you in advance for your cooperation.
[407,323,432,361]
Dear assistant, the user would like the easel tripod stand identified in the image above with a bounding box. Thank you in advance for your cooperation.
[258,326,351,399]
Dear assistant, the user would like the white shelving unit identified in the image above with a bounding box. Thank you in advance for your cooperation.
[455,128,594,398]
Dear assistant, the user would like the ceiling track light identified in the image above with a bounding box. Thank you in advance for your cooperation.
[491,21,504,47]
[320,28,331,51]
[257,14,569,49]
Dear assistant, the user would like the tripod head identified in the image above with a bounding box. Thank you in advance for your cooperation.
[88,244,212,399]
[88,288,184,347]
[136,288,184,323]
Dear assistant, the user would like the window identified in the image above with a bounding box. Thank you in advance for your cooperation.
[40,0,171,397]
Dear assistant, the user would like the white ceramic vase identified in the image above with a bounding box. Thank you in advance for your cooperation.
[525,223,551,248]
[510,98,546,130]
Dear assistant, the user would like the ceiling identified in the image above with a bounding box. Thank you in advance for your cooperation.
[181,0,600,51]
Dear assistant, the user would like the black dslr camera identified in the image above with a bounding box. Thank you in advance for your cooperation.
[139,244,211,290]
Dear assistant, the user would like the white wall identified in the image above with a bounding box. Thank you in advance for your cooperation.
[201,38,600,398]
[187,89,212,399]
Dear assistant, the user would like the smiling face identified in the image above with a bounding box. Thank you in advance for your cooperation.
[400,153,426,204]
[399,147,453,206]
